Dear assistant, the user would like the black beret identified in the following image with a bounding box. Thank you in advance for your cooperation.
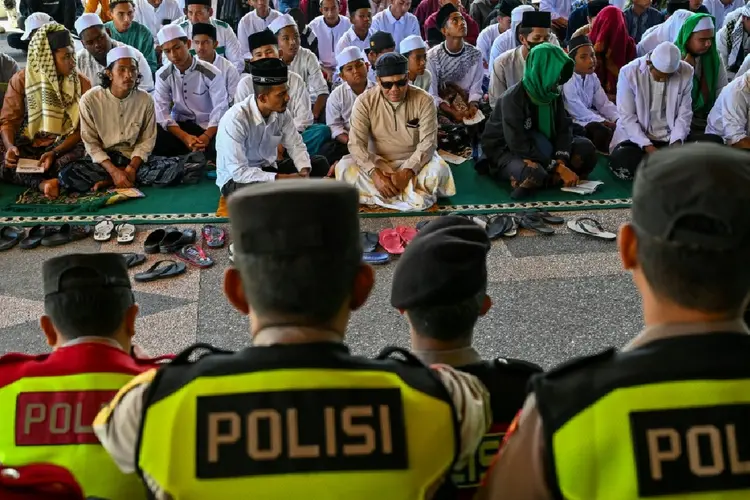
[391,216,490,309]
[248,28,278,51]
[375,52,408,76]
[587,0,609,17]
[248,57,288,84]
[521,10,551,28]
[436,3,459,28]
[43,253,131,297]
[228,180,361,257]
[192,22,217,40]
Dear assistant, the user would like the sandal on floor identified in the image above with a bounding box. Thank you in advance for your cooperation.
[361,231,379,253]
[416,220,431,231]
[396,226,418,244]
[20,225,48,250]
[0,226,24,251]
[487,215,513,239]
[519,208,564,225]
[202,225,226,248]
[116,223,136,244]
[134,259,187,282]
[41,224,92,247]
[94,218,114,242]
[363,252,390,265]
[160,229,196,253]
[517,213,554,235]
[144,228,169,254]
[176,244,214,268]
[379,228,406,255]
[567,217,617,241]
[121,252,146,268]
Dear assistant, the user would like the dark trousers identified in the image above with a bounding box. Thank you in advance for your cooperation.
[0,142,85,189]
[220,155,330,196]
[153,121,217,160]
[491,133,597,198]
[317,139,349,165]
[57,152,182,192]
[573,122,614,154]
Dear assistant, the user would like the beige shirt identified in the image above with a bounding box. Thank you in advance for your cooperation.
[79,86,157,164]
[489,46,526,110]
[479,319,750,500]
[348,84,438,175]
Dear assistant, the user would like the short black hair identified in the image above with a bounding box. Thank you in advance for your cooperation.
[235,247,361,325]
[636,219,750,314]
[44,268,135,339]
[110,0,135,8]
[98,61,142,89]
[252,82,283,96]
[517,25,532,43]
[406,290,486,341]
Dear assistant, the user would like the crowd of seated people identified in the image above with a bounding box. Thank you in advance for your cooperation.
[3,0,750,212]
[2,144,750,500]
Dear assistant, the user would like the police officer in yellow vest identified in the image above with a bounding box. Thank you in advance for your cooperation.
[479,143,750,500]
[94,180,491,500]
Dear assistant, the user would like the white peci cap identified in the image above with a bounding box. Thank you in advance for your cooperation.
[21,12,53,41]
[268,14,296,34]
[336,46,365,69]
[651,41,681,74]
[692,16,714,33]
[74,13,103,37]
[106,45,139,67]
[399,34,427,54]
[157,24,188,45]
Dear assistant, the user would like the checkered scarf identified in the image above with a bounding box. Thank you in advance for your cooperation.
[23,23,81,141]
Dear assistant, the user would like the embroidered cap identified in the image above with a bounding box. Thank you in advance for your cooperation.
[157,24,187,45]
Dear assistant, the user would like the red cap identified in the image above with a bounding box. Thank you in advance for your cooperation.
[0,464,85,500]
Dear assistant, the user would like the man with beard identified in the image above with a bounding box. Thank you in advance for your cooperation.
[178,0,245,71]
[216,58,329,195]
[75,13,154,92]
[674,13,727,139]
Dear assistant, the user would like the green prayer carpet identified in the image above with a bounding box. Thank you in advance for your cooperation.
[0,157,631,225]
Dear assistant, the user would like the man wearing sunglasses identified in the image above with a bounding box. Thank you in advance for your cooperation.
[335,52,456,211]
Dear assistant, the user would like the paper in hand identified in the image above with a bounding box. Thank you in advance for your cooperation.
[16,158,44,174]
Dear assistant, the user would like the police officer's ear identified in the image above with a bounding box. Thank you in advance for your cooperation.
[123,303,139,340]
[223,267,250,315]
[479,294,492,316]
[40,315,60,349]
[618,223,638,271]
[349,263,375,312]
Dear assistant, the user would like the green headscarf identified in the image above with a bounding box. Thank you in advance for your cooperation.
[522,43,574,141]
[674,13,719,115]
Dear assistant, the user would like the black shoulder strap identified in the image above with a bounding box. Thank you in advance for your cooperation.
[375,346,426,367]
[170,342,233,365]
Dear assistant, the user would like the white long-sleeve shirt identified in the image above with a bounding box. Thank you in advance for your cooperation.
[154,57,229,129]
[237,9,281,58]
[134,0,182,37]
[426,42,484,107]
[289,47,330,100]
[562,72,619,126]
[235,70,313,131]
[178,18,245,72]
[371,7,420,47]
[477,24,501,77]
[706,73,749,143]
[703,0,744,29]
[309,15,353,70]
[76,41,154,93]
[79,86,157,163]
[216,95,311,187]
[335,27,372,54]
[326,80,374,139]
[539,0,572,20]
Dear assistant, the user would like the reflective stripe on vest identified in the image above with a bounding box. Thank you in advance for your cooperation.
[138,368,457,499]
[552,379,750,499]
[0,373,148,500]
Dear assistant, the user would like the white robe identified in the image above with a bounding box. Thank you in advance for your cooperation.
[703,0,745,29]
[308,15,353,70]
[562,72,619,127]
[717,9,750,80]
[326,80,375,139]
[636,9,693,57]
[610,56,694,151]
[489,46,524,109]
[706,72,750,143]
[477,24,502,76]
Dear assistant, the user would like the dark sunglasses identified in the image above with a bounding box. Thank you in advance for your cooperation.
[381,78,409,89]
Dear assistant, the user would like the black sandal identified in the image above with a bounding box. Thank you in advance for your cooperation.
[518,213,554,235]
[134,260,187,282]
[519,208,564,225]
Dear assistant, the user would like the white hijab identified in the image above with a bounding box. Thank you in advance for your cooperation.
[637,9,693,56]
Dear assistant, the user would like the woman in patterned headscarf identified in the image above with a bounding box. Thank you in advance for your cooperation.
[0,23,91,199]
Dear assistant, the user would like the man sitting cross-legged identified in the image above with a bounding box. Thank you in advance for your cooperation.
[216,59,330,196]
[75,13,154,93]
[235,29,331,156]
[0,25,91,199]
[152,24,228,159]
[482,43,597,199]
[269,14,329,122]
[335,53,456,211]
[192,22,240,105]
[59,47,187,192]
[319,47,374,165]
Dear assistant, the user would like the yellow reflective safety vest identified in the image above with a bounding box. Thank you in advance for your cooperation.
[0,346,154,500]
[533,332,750,500]
[136,343,459,499]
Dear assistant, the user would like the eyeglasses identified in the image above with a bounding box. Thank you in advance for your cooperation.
[380,78,408,89]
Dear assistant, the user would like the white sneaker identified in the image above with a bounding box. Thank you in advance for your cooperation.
[229,243,234,262]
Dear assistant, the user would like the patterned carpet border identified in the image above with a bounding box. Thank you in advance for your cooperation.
[0,198,632,226]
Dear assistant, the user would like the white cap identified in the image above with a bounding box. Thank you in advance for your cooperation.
[741,5,750,17]
[74,13,103,36]
[336,46,365,69]
[651,41,681,74]
[157,24,187,45]
[692,16,714,33]
[511,5,534,23]
[268,14,296,34]
[106,45,138,67]
[21,12,53,41]
[399,34,427,54]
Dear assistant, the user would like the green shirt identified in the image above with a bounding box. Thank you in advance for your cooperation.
[104,21,158,74]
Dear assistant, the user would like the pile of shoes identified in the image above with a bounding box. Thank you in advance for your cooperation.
[0,224,93,251]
